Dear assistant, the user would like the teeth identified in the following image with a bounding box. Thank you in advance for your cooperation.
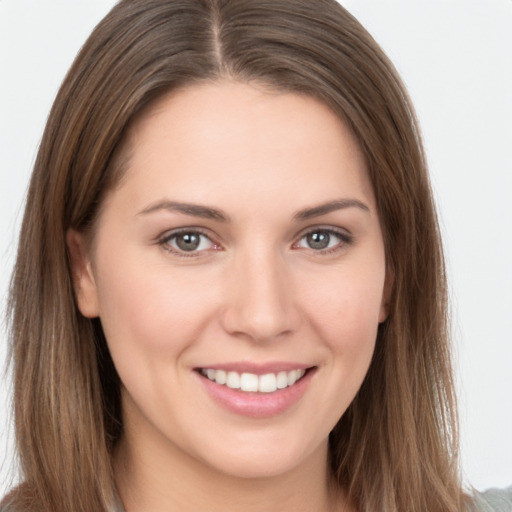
[276,371,288,389]
[259,373,277,393]
[226,371,240,389]
[240,373,259,392]
[201,368,307,393]
[215,370,227,385]
[287,370,298,386]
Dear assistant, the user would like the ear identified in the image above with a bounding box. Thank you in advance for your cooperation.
[378,266,394,323]
[66,229,100,318]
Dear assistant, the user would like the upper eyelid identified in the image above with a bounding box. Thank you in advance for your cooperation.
[295,225,352,240]
[157,228,221,256]
[158,227,216,242]
[292,226,354,253]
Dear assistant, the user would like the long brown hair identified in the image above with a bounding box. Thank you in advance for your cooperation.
[6,1,465,511]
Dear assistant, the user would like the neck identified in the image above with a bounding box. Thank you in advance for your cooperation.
[114,431,348,512]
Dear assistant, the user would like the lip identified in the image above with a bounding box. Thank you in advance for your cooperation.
[195,364,316,418]
[195,361,311,375]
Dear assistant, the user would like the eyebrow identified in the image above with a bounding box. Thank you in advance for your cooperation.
[137,198,370,222]
[137,200,230,221]
[293,199,370,220]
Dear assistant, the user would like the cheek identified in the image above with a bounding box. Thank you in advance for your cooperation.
[303,262,385,345]
[300,260,385,402]
[93,253,218,369]
[288,267,384,433]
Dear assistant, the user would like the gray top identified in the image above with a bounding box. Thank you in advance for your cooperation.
[2,486,511,511]
[473,486,512,512]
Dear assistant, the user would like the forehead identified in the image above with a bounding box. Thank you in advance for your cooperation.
[107,80,375,216]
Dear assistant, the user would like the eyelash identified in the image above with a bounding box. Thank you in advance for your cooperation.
[293,227,354,255]
[158,228,220,258]
[157,226,353,257]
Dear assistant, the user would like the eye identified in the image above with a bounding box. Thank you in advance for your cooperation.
[159,229,219,255]
[294,228,352,253]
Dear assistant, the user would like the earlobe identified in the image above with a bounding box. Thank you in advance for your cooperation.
[66,229,100,318]
[378,267,394,323]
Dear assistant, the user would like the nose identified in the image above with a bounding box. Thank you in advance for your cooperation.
[220,249,300,343]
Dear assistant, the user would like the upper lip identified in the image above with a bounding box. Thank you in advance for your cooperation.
[194,361,314,375]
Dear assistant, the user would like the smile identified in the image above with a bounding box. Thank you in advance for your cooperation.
[196,365,316,417]
[199,368,307,393]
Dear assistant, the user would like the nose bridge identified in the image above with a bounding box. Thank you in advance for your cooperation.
[221,245,298,342]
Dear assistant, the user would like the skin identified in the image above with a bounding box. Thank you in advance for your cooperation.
[68,81,391,512]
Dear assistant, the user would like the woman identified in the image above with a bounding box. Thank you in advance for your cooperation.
[1,0,510,511]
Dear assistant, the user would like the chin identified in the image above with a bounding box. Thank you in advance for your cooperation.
[186,428,329,481]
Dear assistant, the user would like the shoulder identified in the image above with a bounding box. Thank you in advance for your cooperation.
[0,488,124,512]
[0,492,16,512]
[472,486,512,512]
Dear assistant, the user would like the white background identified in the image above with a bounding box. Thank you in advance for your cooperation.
[1,0,511,497]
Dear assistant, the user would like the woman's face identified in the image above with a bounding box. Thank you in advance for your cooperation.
[70,82,390,480]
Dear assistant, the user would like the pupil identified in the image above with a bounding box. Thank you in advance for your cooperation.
[307,231,330,250]
[176,233,200,251]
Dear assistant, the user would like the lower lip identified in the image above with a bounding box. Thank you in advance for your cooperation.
[196,369,315,418]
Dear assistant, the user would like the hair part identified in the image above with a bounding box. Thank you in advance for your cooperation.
[7,1,466,511]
